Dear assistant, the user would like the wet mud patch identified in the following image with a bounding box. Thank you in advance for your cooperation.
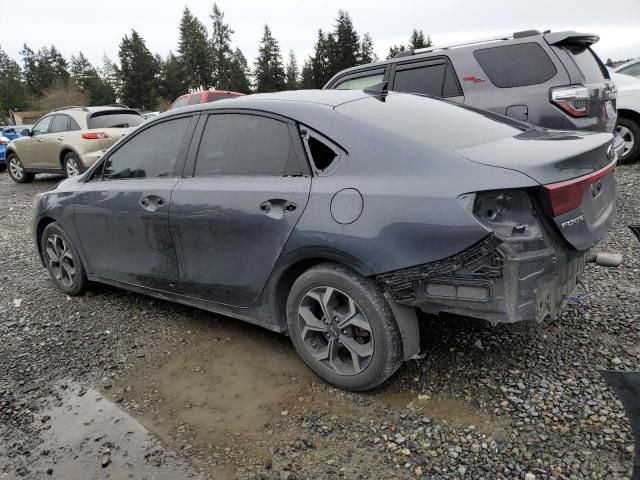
[32,383,202,479]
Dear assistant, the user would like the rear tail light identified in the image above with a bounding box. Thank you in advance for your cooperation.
[544,159,616,216]
[0,136,8,145]
[550,85,590,117]
[81,132,109,140]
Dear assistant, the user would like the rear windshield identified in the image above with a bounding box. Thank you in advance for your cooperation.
[88,110,144,129]
[207,92,238,102]
[566,47,609,82]
[474,43,557,88]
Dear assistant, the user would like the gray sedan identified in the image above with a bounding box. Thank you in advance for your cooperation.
[32,90,616,390]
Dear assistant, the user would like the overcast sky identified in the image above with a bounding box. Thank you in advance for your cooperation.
[3,0,639,69]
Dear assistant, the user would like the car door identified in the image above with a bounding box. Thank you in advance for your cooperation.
[21,115,53,169]
[170,112,311,307]
[45,115,80,167]
[74,114,197,290]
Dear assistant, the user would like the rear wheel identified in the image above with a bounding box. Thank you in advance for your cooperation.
[7,153,35,183]
[63,152,84,177]
[41,222,87,296]
[616,117,640,164]
[286,263,403,391]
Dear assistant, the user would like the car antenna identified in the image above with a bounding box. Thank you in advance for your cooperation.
[363,81,390,101]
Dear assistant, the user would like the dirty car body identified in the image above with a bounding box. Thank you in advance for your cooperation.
[32,90,616,388]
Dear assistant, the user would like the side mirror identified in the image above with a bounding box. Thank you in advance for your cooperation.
[20,128,31,136]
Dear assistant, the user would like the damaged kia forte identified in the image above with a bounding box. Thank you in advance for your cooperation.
[32,89,617,391]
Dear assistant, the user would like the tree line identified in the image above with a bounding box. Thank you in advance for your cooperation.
[0,5,430,115]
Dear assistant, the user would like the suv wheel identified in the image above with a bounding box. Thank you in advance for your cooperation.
[7,153,35,183]
[63,152,84,177]
[286,263,403,391]
[616,117,640,164]
[41,222,88,296]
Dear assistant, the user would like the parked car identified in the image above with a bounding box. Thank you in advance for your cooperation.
[2,125,33,141]
[615,58,640,79]
[6,106,144,183]
[33,90,616,391]
[0,125,34,171]
[168,89,244,110]
[325,30,619,139]
[0,135,8,172]
[610,71,640,163]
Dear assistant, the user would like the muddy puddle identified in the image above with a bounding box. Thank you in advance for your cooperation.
[98,313,508,477]
[33,383,203,479]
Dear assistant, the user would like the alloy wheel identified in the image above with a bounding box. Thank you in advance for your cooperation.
[65,157,80,177]
[297,286,374,376]
[9,157,23,180]
[45,234,76,288]
[616,124,635,159]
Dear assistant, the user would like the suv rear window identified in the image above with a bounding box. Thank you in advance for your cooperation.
[567,47,609,82]
[474,43,557,88]
[88,110,144,129]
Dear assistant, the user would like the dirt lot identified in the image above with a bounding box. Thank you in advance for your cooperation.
[1,165,639,479]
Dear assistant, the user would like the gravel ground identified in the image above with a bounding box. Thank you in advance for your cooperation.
[0,164,639,479]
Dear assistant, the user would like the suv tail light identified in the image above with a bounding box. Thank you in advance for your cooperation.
[81,132,109,140]
[543,159,616,216]
[550,85,590,117]
[0,136,8,145]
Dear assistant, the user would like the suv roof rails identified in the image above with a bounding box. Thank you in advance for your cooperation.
[51,106,90,112]
[411,29,543,55]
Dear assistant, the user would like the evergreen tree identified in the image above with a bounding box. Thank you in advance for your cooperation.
[309,30,335,88]
[210,3,234,89]
[253,25,286,93]
[70,52,114,106]
[178,7,213,89]
[387,44,406,59]
[158,52,187,102]
[331,10,360,76]
[0,45,27,117]
[285,50,299,90]
[408,29,431,49]
[20,44,70,95]
[118,30,159,109]
[358,33,377,64]
[100,54,122,101]
[227,48,252,93]
[300,59,315,89]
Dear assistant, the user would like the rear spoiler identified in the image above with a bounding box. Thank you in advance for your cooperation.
[544,31,599,47]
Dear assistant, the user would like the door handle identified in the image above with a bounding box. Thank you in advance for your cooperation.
[57,136,64,141]
[37,138,44,142]
[259,199,297,218]
[139,195,167,212]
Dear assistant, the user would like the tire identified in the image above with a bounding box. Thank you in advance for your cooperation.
[616,117,640,165]
[7,153,35,183]
[286,263,403,391]
[63,152,85,178]
[40,222,88,296]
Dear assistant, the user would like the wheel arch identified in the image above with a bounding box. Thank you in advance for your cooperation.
[35,216,57,264]
[617,108,640,124]
[59,147,80,169]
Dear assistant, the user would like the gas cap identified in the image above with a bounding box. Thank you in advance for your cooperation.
[330,188,363,224]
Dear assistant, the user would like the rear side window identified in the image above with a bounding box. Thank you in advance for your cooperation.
[618,63,640,78]
[474,43,557,88]
[50,115,70,133]
[194,114,300,176]
[567,47,609,82]
[335,73,384,90]
[88,110,144,129]
[103,117,191,180]
[392,62,461,97]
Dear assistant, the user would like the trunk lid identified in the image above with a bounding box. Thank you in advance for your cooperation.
[455,128,617,250]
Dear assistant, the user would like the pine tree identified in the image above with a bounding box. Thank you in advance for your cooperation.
[331,10,360,77]
[387,44,406,59]
[285,51,299,90]
[158,52,187,102]
[210,3,234,89]
[309,30,334,88]
[408,29,431,49]
[20,44,70,95]
[100,54,122,101]
[300,59,315,89]
[253,25,286,93]
[358,33,377,64]
[0,45,27,116]
[178,7,213,90]
[118,30,159,109]
[227,48,252,94]
[70,52,114,106]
